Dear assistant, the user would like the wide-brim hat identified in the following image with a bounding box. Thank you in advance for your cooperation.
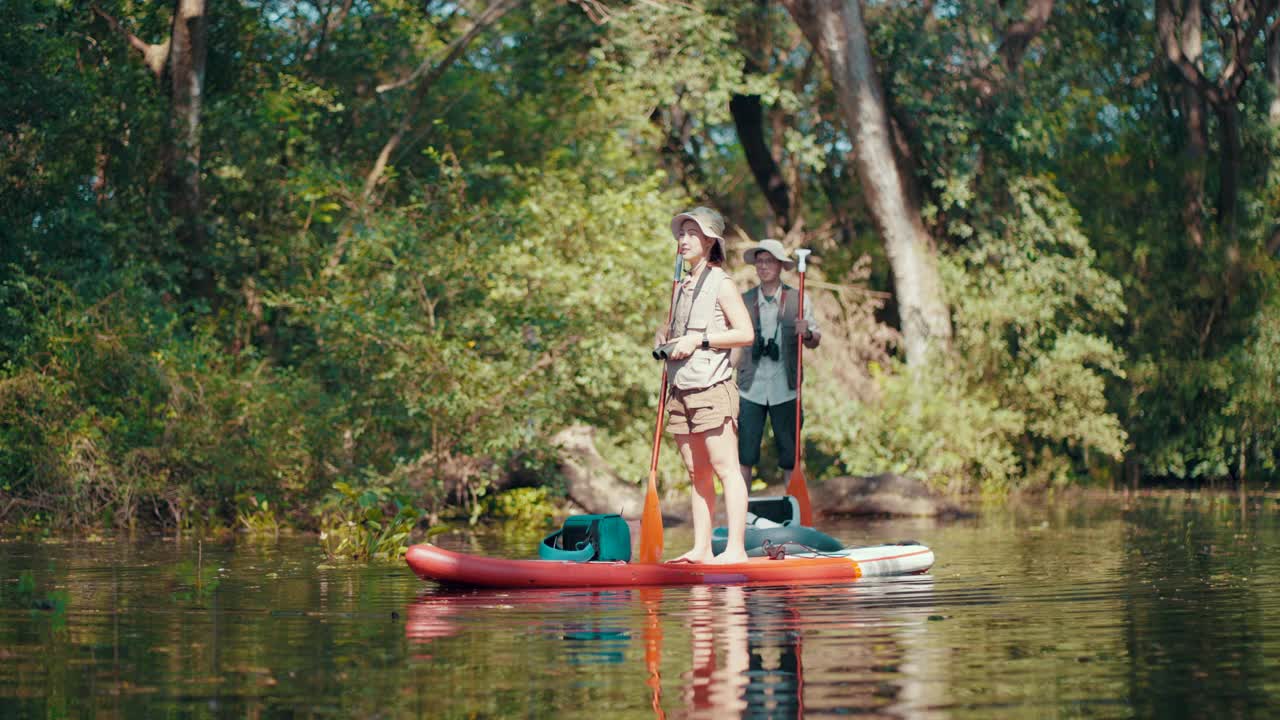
[671,207,726,253]
[743,238,795,269]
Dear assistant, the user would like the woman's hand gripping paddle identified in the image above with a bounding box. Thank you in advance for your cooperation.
[639,251,684,563]
[789,249,814,527]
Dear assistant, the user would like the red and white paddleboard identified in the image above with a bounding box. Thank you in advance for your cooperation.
[405,542,934,589]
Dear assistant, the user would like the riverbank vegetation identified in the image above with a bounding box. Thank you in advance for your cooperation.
[2,0,1277,535]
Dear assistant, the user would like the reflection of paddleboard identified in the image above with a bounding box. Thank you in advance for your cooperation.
[404,542,934,589]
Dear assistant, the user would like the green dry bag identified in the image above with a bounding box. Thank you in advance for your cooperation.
[539,514,631,562]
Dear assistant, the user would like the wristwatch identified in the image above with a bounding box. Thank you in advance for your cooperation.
[701,332,710,350]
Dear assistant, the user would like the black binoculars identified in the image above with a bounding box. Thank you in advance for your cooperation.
[752,336,780,362]
[653,341,679,360]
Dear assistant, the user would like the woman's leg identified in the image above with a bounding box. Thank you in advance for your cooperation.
[670,433,715,563]
[704,422,749,564]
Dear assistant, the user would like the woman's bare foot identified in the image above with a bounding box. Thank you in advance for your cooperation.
[707,549,750,565]
[667,548,713,564]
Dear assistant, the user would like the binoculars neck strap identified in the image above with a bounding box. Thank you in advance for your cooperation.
[756,288,786,342]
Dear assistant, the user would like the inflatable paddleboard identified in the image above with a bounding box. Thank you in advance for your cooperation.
[405,542,934,589]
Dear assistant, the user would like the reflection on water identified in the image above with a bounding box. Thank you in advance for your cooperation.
[402,578,940,719]
[3,495,1280,718]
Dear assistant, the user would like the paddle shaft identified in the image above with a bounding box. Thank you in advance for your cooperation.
[789,249,814,526]
[641,588,666,718]
[639,250,684,563]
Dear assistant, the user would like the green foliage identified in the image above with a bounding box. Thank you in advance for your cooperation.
[4,0,1279,543]
[0,272,337,531]
[319,481,427,561]
[236,493,281,537]
[267,143,680,512]
[946,178,1129,465]
[594,419,688,495]
[811,179,1128,490]
[0,1,697,532]
[1225,287,1280,477]
[810,361,1024,492]
[483,487,557,526]
[1135,272,1280,479]
[170,558,221,605]
[11,569,70,631]
[587,2,747,131]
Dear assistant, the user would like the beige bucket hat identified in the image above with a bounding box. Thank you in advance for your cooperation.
[743,238,795,270]
[671,207,726,259]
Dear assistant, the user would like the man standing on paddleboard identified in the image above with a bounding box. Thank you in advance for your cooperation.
[733,239,822,489]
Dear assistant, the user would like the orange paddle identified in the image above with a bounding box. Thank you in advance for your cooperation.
[788,248,814,526]
[639,250,684,563]
[641,588,666,718]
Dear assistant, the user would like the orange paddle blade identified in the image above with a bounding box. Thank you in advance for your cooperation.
[640,252,682,565]
[788,465,814,527]
[641,588,666,719]
[639,475,664,563]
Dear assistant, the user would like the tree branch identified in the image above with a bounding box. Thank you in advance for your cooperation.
[363,0,516,201]
[999,0,1054,72]
[303,0,355,63]
[650,100,708,198]
[1156,0,1219,103]
[375,0,515,95]
[1224,0,1280,97]
[91,3,169,78]
[1211,3,1238,66]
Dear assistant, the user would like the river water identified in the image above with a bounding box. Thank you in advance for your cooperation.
[2,493,1278,718]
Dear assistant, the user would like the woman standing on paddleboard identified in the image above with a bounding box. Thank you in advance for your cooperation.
[657,207,755,564]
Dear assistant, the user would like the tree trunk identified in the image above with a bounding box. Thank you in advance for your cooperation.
[1269,2,1280,273]
[731,0,795,233]
[1157,0,1275,253]
[780,0,952,364]
[1269,24,1280,127]
[92,1,208,292]
[552,425,690,523]
[1267,16,1279,242]
[730,93,793,231]
[1159,0,1208,248]
[1216,101,1241,244]
[167,0,209,293]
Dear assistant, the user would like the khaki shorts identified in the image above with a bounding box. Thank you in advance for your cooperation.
[666,380,739,436]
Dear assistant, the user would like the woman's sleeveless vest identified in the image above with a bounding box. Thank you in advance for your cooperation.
[667,267,733,391]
